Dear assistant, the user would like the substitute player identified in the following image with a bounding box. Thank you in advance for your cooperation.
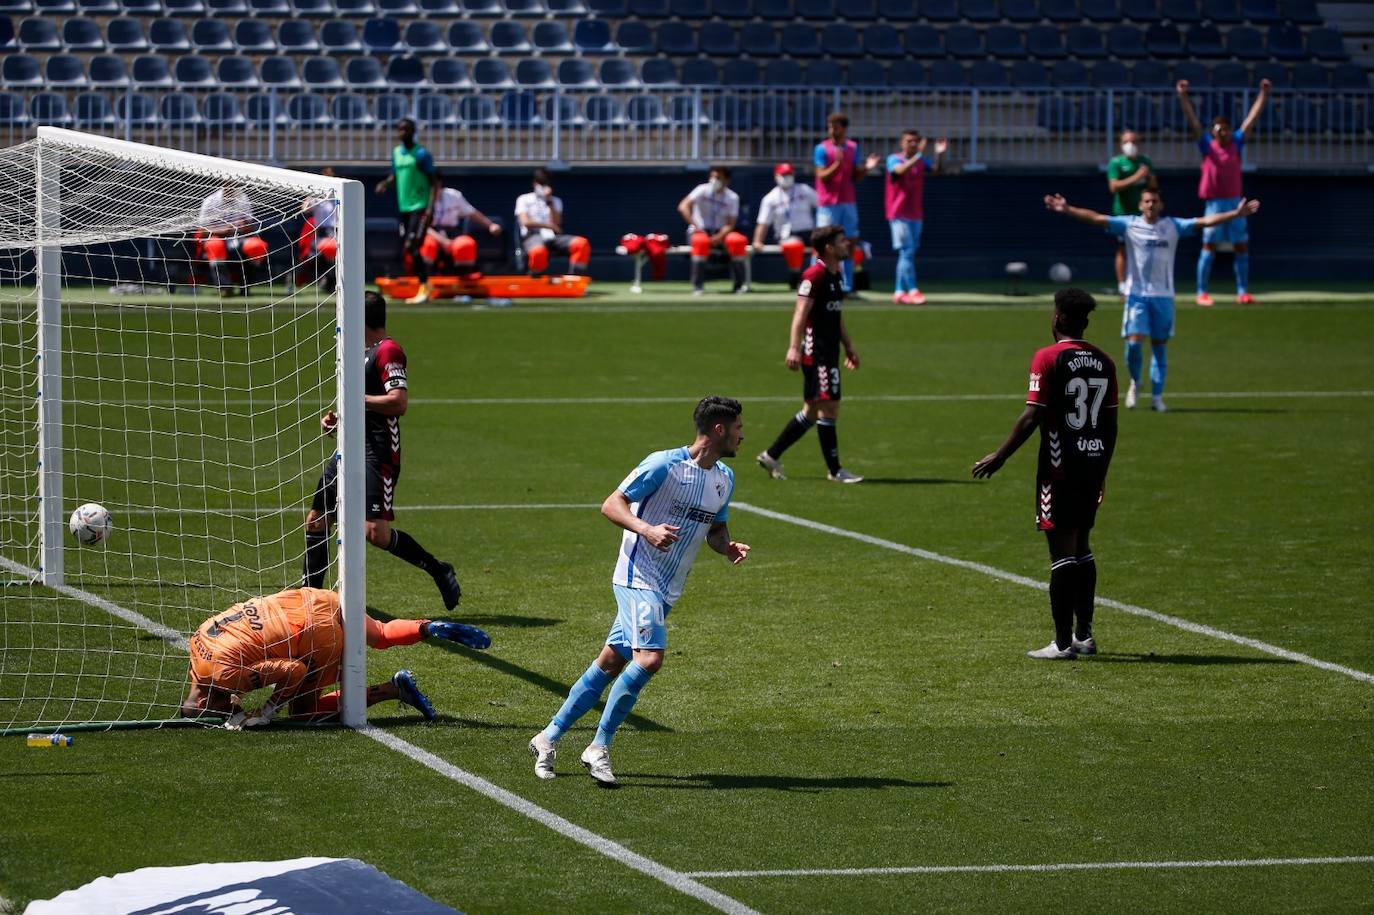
[180,587,490,727]
[515,168,590,275]
[814,113,882,295]
[1177,78,1271,306]
[1105,130,1155,295]
[885,130,947,305]
[677,166,749,295]
[756,226,863,483]
[424,181,502,274]
[298,166,339,293]
[752,162,817,289]
[972,289,1118,659]
[375,119,440,304]
[528,397,751,784]
[1044,189,1259,411]
[197,182,265,297]
[304,292,462,607]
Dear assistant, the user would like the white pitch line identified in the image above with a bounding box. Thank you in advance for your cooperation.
[363,728,759,915]
[730,502,1374,686]
[75,503,600,517]
[686,855,1374,880]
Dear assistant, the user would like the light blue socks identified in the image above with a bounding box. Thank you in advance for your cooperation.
[542,662,611,743]
[1197,249,1215,293]
[1234,252,1250,295]
[594,661,653,748]
[1125,339,1144,384]
[1149,344,1168,397]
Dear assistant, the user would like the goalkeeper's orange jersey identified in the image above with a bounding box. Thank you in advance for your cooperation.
[189,587,344,703]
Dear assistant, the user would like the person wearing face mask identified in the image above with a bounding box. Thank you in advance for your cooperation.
[1106,131,1155,296]
[753,162,818,288]
[425,181,503,274]
[677,165,749,295]
[1177,78,1271,306]
[515,168,591,276]
[885,129,947,305]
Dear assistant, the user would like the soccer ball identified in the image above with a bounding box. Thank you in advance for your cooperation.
[69,503,113,545]
[1049,263,1073,284]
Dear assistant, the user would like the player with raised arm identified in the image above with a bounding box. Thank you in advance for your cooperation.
[1177,78,1271,306]
[972,290,1118,660]
[529,397,751,785]
[1044,189,1259,412]
[756,225,863,483]
[885,130,947,305]
[181,587,490,728]
[304,291,462,607]
[375,119,441,304]
[814,113,882,295]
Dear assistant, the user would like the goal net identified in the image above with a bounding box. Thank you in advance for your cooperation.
[0,129,367,733]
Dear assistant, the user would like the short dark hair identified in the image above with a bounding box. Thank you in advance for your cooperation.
[828,112,849,129]
[1141,187,1163,199]
[365,290,387,329]
[1054,287,1096,332]
[694,395,742,435]
[532,167,552,185]
[1211,114,1231,128]
[708,165,731,180]
[396,118,415,132]
[810,224,845,255]
[902,129,922,139]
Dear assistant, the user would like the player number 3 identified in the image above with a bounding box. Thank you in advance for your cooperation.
[1065,377,1109,430]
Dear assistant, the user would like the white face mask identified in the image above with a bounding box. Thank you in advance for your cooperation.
[535,184,552,199]
[709,178,725,193]
[776,174,795,189]
[1122,142,1139,159]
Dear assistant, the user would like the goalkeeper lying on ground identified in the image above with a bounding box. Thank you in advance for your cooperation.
[180,587,490,729]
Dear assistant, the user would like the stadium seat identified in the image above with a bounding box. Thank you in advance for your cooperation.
[532,21,573,53]
[1227,26,1266,61]
[292,0,335,15]
[415,94,456,126]
[132,54,174,87]
[375,0,418,13]
[288,94,329,126]
[430,58,470,88]
[573,19,615,53]
[797,0,833,13]
[1091,59,1131,88]
[205,0,247,14]
[740,21,781,56]
[1010,59,1050,87]
[473,58,513,87]
[321,19,362,54]
[1211,61,1249,89]
[303,56,345,89]
[640,57,678,85]
[1266,22,1305,61]
[863,23,903,58]
[88,54,130,88]
[261,56,302,88]
[1051,60,1090,87]
[961,0,998,19]
[722,57,759,85]
[1201,0,1241,22]
[120,0,162,10]
[587,0,627,12]
[945,24,983,58]
[116,91,158,125]
[458,94,502,126]
[986,25,1027,59]
[613,20,652,54]
[62,17,104,51]
[1119,0,1157,19]
[174,55,215,88]
[335,0,377,13]
[245,93,286,127]
[667,94,703,126]
[919,0,957,20]
[1172,60,1210,87]
[543,94,582,127]
[164,0,205,11]
[500,91,541,126]
[491,21,531,54]
[822,23,862,57]
[1144,23,1182,57]
[681,58,720,85]
[74,91,117,127]
[713,0,749,16]
[403,21,444,54]
[585,94,623,125]
[17,16,58,50]
[44,54,87,88]
[362,18,403,54]
[631,0,668,13]
[904,24,942,57]
[374,92,412,123]
[516,58,555,87]
[754,0,791,15]
[999,0,1037,20]
[191,18,233,52]
[848,58,887,86]
[345,56,386,89]
[149,18,190,52]
[709,94,750,129]
[556,57,597,87]
[1282,96,1325,132]
[0,91,28,126]
[599,57,640,87]
[970,60,1008,88]
[385,54,427,87]
[235,20,276,53]
[1081,0,1118,20]
[1036,96,1079,130]
[77,0,117,11]
[465,0,501,13]
[1241,0,1279,20]
[1130,59,1169,88]
[656,21,696,55]
[1280,0,1319,24]
[672,0,709,15]
[1105,25,1146,59]
[626,94,665,125]
[1308,28,1347,62]
[782,23,821,56]
[929,60,967,87]
[160,92,202,127]
[331,93,373,126]
[1066,25,1107,59]
[2,53,42,87]
[0,0,30,9]
[764,58,803,85]
[805,58,843,85]
[1290,61,1329,89]
[1026,25,1067,59]
[699,20,739,55]
[252,0,294,12]
[878,0,918,19]
[1158,0,1199,21]
[1329,98,1366,134]
[106,17,147,52]
[278,20,320,54]
[1038,0,1077,20]
[1332,63,1370,90]
[203,92,245,128]
[1252,61,1288,88]
[447,21,488,53]
[217,55,260,88]
[1185,24,1225,59]
[31,91,72,126]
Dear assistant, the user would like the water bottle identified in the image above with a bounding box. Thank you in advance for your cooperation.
[27,733,73,748]
[489,297,513,308]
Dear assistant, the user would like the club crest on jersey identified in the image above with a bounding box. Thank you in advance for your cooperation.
[716,480,727,498]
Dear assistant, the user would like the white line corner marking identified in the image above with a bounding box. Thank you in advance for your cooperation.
[686,855,1374,880]
[731,502,1374,686]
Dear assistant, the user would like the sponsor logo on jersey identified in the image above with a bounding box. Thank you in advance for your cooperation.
[1077,437,1107,453]
[672,500,717,525]
[1029,372,1041,392]
[798,279,813,297]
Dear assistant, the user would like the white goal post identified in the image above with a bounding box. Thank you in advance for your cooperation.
[0,128,368,730]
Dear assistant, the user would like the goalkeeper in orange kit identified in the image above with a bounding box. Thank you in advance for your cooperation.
[180,587,489,728]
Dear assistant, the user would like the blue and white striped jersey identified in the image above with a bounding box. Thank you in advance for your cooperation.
[611,447,734,605]
[1106,215,1198,299]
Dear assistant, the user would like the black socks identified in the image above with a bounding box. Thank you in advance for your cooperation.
[767,410,814,459]
[817,418,841,475]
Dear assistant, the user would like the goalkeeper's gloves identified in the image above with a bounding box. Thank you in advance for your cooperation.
[224,698,283,731]
[425,620,492,650]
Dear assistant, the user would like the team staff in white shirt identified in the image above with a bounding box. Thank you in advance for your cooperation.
[515,169,591,275]
[752,162,817,288]
[677,165,751,295]
[422,183,502,274]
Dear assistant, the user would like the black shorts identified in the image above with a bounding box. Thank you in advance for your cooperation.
[802,361,841,403]
[399,210,427,251]
[1036,477,1103,532]
[312,455,398,522]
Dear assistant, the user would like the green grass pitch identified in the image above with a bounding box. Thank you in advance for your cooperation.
[2,280,1373,913]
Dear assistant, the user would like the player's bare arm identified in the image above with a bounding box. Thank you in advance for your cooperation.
[815,157,842,180]
[712,216,737,243]
[365,387,408,417]
[785,293,815,370]
[1175,80,1204,136]
[1195,197,1261,228]
[855,153,883,180]
[1239,79,1273,137]
[840,316,859,370]
[931,138,948,174]
[471,209,503,235]
[676,195,696,226]
[375,174,394,195]
[751,221,768,248]
[707,521,751,565]
[972,404,1043,479]
[1108,165,1151,193]
[601,490,680,552]
[1044,194,1110,227]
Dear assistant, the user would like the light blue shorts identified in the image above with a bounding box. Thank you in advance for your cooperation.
[889,218,923,252]
[1202,196,1248,245]
[817,203,860,237]
[1122,295,1175,340]
[606,585,672,658]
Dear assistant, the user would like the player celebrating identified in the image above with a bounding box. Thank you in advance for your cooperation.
[528,397,751,784]
[304,291,462,607]
[752,162,818,289]
[972,290,1118,660]
[885,130,947,305]
[756,226,863,483]
[1176,78,1271,306]
[677,166,749,295]
[375,119,440,304]
[515,168,591,276]
[1105,130,1155,296]
[1044,189,1259,411]
[181,586,490,727]
[814,113,882,295]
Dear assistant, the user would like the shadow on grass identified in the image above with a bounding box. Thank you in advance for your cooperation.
[1092,652,1295,666]
[448,613,562,629]
[860,477,979,486]
[618,772,951,793]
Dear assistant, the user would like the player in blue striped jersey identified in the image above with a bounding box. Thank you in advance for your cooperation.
[530,396,752,785]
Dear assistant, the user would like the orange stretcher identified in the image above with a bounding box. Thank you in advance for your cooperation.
[375,274,591,301]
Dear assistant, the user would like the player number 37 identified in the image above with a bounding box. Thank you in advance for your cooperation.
[1064,377,1109,430]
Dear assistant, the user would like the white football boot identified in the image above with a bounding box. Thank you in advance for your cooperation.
[529,732,557,780]
[1026,641,1077,660]
[1125,380,1138,409]
[1071,635,1097,656]
[1151,396,1168,413]
[828,468,864,483]
[756,451,787,481]
[580,743,616,785]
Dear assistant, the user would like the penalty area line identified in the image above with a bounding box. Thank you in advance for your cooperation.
[686,855,1374,880]
[731,502,1374,686]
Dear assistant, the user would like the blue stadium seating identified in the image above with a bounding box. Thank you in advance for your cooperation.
[822,23,862,57]
[234,19,276,53]
[261,56,302,88]
[1212,61,1249,89]
[1291,61,1329,89]
[1010,60,1049,87]
[31,91,72,126]
[245,93,286,127]
[545,94,583,127]
[613,20,652,53]
[667,94,702,126]
[986,25,1027,59]
[889,59,926,86]
[288,93,329,126]
[1308,27,1346,62]
[45,54,86,88]
[920,0,957,20]
[905,24,942,57]
[508,0,547,15]
[1329,98,1366,134]
[929,59,966,87]
[1228,26,1266,61]
[1036,96,1079,130]
[797,0,834,15]
[473,58,513,88]
[1173,60,1210,87]
[78,0,118,12]
[321,20,362,54]
[149,18,190,52]
[2,54,43,87]
[1242,0,1279,20]
[250,0,291,13]
[448,22,488,53]
[132,54,174,87]
[18,16,59,50]
[1145,23,1182,57]
[175,55,215,88]
[1253,61,1289,88]
[218,55,259,88]
[640,57,678,86]
[805,59,842,86]
[713,0,749,17]
[599,57,640,87]
[1026,24,1066,59]
[162,92,204,127]
[464,0,502,13]
[1081,0,1119,21]
[362,18,403,54]
[1120,0,1158,20]
[1106,25,1146,59]
[1185,24,1226,59]
[1267,22,1306,60]
[459,95,500,127]
[414,94,455,127]
[491,21,531,54]
[631,0,667,13]
[293,0,334,15]
[163,0,206,16]
[0,16,16,48]
[626,94,665,125]
[1039,0,1077,21]
[588,0,627,13]
[203,92,245,128]
[672,0,710,16]
[1332,63,1370,90]
[1283,96,1325,132]
[999,0,1038,21]
[1120,94,1161,131]
[1067,25,1107,59]
[335,0,376,13]
[346,56,386,89]
[1159,0,1200,21]
[303,56,345,89]
[278,19,320,53]
[945,24,983,59]
[1282,0,1319,24]
[573,19,615,53]
[753,0,790,17]
[1051,60,1090,87]
[863,23,902,58]
[764,58,803,85]
[782,23,821,57]
[962,0,998,20]
[376,0,418,13]
[849,59,887,86]
[876,0,916,19]
[533,21,573,53]
[0,92,29,126]
[699,21,739,56]
[116,91,158,124]
[332,93,374,126]
[205,0,246,13]
[516,58,555,87]
[1131,59,1169,87]
[585,94,623,126]
[75,91,117,127]
[970,60,1008,88]
[191,19,233,53]
[1092,60,1131,88]
[740,21,780,56]
[722,58,759,85]
[431,58,470,88]
[62,17,104,50]
[89,55,130,87]
[1203,0,1242,22]
[681,58,720,85]
[556,57,597,87]
[656,21,696,55]
[710,94,749,129]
